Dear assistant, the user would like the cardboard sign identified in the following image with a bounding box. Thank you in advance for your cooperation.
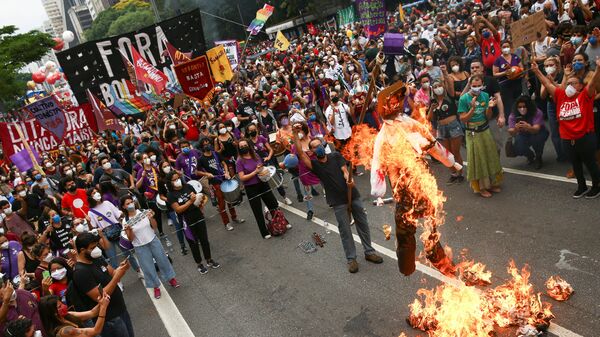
[510,11,547,48]
[174,56,215,100]
[214,40,240,70]
[24,96,66,141]
[206,45,234,82]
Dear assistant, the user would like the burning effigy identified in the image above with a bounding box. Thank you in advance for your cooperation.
[545,276,574,301]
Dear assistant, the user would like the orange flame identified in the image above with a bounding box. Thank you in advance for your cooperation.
[545,275,574,301]
[340,124,378,170]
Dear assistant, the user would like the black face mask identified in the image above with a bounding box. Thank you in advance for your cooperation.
[247,131,258,137]
[239,147,250,155]
[202,146,212,153]
[331,97,340,104]
[67,185,77,193]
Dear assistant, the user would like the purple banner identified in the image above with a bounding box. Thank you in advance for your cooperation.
[383,33,405,55]
[24,95,66,141]
[9,148,41,172]
[356,0,387,38]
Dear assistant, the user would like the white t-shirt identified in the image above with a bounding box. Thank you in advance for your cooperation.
[325,102,352,140]
[88,201,122,230]
[122,210,155,247]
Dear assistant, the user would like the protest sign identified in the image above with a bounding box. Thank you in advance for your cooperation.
[510,11,547,48]
[214,40,240,70]
[24,95,66,141]
[356,0,387,37]
[174,56,215,100]
[206,45,234,82]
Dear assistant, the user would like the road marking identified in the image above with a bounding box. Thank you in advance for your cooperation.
[279,203,584,337]
[462,161,591,186]
[144,283,195,337]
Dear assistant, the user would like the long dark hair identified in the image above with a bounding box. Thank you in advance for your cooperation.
[39,295,80,337]
[237,138,258,161]
[513,95,537,121]
[86,187,101,208]
[48,258,74,282]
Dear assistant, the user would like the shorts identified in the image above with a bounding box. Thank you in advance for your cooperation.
[436,119,464,140]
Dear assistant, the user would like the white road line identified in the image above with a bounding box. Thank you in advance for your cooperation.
[144,283,195,337]
[279,203,584,337]
[462,161,591,186]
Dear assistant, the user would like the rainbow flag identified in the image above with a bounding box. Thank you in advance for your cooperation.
[107,81,153,116]
[247,4,274,35]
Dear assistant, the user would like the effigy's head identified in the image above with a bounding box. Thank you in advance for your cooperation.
[379,85,407,120]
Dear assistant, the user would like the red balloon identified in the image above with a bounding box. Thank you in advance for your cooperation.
[52,37,64,51]
[46,72,61,85]
[32,72,46,83]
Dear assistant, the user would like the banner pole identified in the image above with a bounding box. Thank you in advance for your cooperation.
[13,122,45,175]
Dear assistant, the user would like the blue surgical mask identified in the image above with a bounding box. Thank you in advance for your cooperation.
[34,174,42,181]
[182,147,191,154]
[314,145,326,158]
[482,31,491,39]
[309,114,317,121]
[589,36,598,45]
[293,103,301,109]
[572,61,585,71]
[570,36,582,45]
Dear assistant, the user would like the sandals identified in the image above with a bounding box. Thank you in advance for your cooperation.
[479,190,492,198]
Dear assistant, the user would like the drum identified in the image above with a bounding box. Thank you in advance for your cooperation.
[155,194,167,211]
[269,132,286,157]
[220,179,242,205]
[119,230,134,250]
[258,166,283,190]
[187,180,203,193]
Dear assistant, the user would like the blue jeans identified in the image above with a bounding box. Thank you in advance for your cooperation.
[169,211,186,250]
[300,183,318,212]
[514,129,549,158]
[547,101,567,161]
[100,310,134,337]
[333,199,375,262]
[105,240,140,271]
[135,236,176,289]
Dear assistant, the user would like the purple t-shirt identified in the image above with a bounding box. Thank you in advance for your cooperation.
[136,165,160,195]
[175,150,201,180]
[236,157,263,186]
[493,54,521,81]
[291,147,320,186]
[0,290,45,336]
[252,135,270,158]
[508,108,545,130]
[1,241,22,279]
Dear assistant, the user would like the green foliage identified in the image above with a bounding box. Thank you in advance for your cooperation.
[84,1,155,41]
[0,26,53,109]
[265,0,352,24]
[106,10,155,36]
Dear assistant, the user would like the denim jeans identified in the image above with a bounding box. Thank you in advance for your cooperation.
[300,183,318,212]
[100,310,134,337]
[333,199,375,262]
[514,129,549,158]
[546,101,567,161]
[135,236,176,289]
[169,211,186,250]
[104,240,140,271]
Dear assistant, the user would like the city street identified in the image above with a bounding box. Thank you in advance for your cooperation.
[122,144,600,337]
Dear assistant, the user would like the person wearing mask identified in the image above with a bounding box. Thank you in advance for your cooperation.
[46,259,72,303]
[292,131,382,273]
[0,199,33,239]
[196,138,244,231]
[60,177,89,220]
[3,317,41,337]
[580,26,600,70]
[267,83,292,119]
[121,195,179,299]
[38,293,110,337]
[214,122,239,176]
[447,56,470,99]
[467,61,506,146]
[39,210,79,256]
[167,171,220,274]
[31,243,53,293]
[0,282,44,335]
[174,140,201,182]
[98,157,133,199]
[493,40,524,120]
[136,153,165,238]
[72,232,133,337]
[540,56,568,162]
[17,233,39,284]
[532,57,600,198]
[507,95,550,169]
[275,114,303,204]
[290,123,321,220]
[157,161,187,256]
[458,75,503,198]
[463,35,482,70]
[236,140,289,239]
[325,93,353,150]
[0,233,22,281]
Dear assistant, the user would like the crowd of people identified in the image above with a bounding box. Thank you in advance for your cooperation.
[0,0,599,335]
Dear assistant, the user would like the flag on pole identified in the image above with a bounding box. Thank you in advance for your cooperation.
[23,95,66,141]
[118,48,144,93]
[162,38,192,66]
[130,46,169,94]
[398,3,406,22]
[247,4,274,35]
[86,89,124,132]
[274,31,290,51]
[206,45,234,82]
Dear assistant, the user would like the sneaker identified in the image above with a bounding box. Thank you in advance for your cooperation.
[137,271,144,279]
[446,175,458,185]
[154,287,161,299]
[584,186,600,199]
[297,195,304,203]
[348,259,359,273]
[534,156,543,170]
[225,223,234,231]
[365,254,384,264]
[284,197,293,205]
[181,247,188,256]
[286,223,292,229]
[168,278,180,288]
[306,210,314,220]
[455,175,465,183]
[232,218,245,224]
[526,151,535,165]
[573,187,588,199]
[197,264,208,274]
[208,260,221,269]
[264,234,272,240]
[311,189,320,196]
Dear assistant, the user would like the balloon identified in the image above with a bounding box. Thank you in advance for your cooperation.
[46,71,61,85]
[52,37,64,51]
[32,72,46,83]
[346,30,353,38]
[26,81,36,90]
[45,61,57,72]
[62,30,74,43]
[283,154,299,169]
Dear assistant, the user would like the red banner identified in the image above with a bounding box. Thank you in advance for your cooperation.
[131,46,169,94]
[0,104,95,159]
[174,56,214,100]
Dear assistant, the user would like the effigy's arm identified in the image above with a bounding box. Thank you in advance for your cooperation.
[370,128,387,198]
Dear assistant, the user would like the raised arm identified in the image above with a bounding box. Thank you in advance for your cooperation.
[586,58,600,98]
[292,128,312,171]
[531,59,557,98]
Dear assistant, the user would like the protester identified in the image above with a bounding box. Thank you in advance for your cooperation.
[507,95,550,169]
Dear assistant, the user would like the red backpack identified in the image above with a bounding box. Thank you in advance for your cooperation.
[265,209,288,236]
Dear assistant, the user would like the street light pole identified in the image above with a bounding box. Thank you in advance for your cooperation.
[149,0,161,22]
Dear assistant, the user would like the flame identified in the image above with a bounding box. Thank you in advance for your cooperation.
[383,224,392,240]
[457,260,492,286]
[545,275,574,301]
[341,124,378,170]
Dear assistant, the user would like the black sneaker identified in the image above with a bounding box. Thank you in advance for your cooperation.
[198,264,208,274]
[208,260,221,269]
[181,247,188,256]
[534,156,543,170]
[306,210,314,220]
[446,175,458,185]
[584,186,600,199]
[573,187,588,199]
[311,189,320,196]
[297,195,304,203]
[455,175,465,183]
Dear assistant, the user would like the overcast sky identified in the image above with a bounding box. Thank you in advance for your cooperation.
[1,0,50,34]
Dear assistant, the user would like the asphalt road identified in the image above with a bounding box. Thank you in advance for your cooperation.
[120,133,600,337]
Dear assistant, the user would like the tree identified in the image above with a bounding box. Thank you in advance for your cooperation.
[266,0,351,24]
[84,0,154,41]
[0,26,54,110]
[107,10,155,37]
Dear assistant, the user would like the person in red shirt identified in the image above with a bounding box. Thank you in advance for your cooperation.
[533,57,600,199]
[266,84,291,118]
[60,177,90,219]
[474,16,501,74]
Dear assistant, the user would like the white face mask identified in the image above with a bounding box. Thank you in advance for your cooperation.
[298,132,305,139]
[425,59,434,67]
[92,193,102,201]
[433,87,445,96]
[334,85,341,91]
[3,208,12,216]
[502,48,511,55]
[143,158,151,165]
[65,170,73,177]
[51,267,67,280]
[421,82,430,89]
[471,86,483,94]
[150,155,157,162]
[417,58,424,65]
[90,246,103,259]
[219,128,227,135]
[173,179,183,188]
[0,242,8,250]
[44,252,53,263]
[226,127,233,132]
[34,330,43,337]
[45,162,53,168]
[75,224,88,233]
[102,162,111,170]
[18,191,27,198]
[565,85,578,97]
[348,65,355,72]
[544,66,556,74]
[93,150,100,155]
[452,65,460,73]
[318,73,324,79]
[162,166,171,174]
[169,124,176,130]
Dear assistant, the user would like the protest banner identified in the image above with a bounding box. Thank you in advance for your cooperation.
[214,40,240,70]
[86,89,123,132]
[274,31,290,51]
[24,95,66,141]
[510,11,547,48]
[0,104,95,159]
[130,45,169,94]
[337,6,356,27]
[174,56,215,100]
[206,45,234,83]
[356,0,387,37]
[56,10,206,104]
[10,148,41,172]
[383,33,405,55]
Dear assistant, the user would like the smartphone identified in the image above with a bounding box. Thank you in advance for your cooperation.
[42,270,51,279]
[98,283,104,297]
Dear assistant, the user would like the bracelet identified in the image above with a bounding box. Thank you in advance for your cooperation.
[98,316,105,318]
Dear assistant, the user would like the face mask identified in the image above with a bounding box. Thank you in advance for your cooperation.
[271,85,278,91]
[518,107,528,115]
[19,191,27,198]
[314,145,326,158]
[0,242,8,250]
[65,170,73,177]
[248,131,258,138]
[92,193,102,201]
[75,223,88,233]
[182,147,191,155]
[572,61,585,71]
[280,118,289,126]
[34,330,43,337]
[52,214,61,223]
[3,208,12,216]
[150,155,157,162]
[90,246,102,259]
[169,124,177,130]
[143,158,151,165]
[348,65,355,72]
[570,36,582,45]
[417,58,424,65]
[173,179,182,188]
[425,59,434,67]
[58,303,69,317]
[44,252,53,263]
[298,132,305,139]
[45,162,53,168]
[565,84,578,97]
[9,290,16,302]
[226,127,233,132]
[239,147,250,155]
[126,203,135,211]
[309,114,317,121]
[433,87,445,96]
[35,174,42,181]
[334,85,341,91]
[544,66,556,74]
[421,82,430,89]
[293,103,301,109]
[452,65,460,73]
[502,48,511,55]
[482,31,491,39]
[51,267,67,280]
[163,166,171,174]
[471,86,482,94]
[318,73,324,79]
[219,128,227,134]
[590,36,598,45]
[102,162,111,170]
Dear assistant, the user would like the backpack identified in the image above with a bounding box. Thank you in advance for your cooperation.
[265,209,288,236]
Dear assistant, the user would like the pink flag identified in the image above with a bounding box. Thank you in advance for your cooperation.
[130,46,169,94]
